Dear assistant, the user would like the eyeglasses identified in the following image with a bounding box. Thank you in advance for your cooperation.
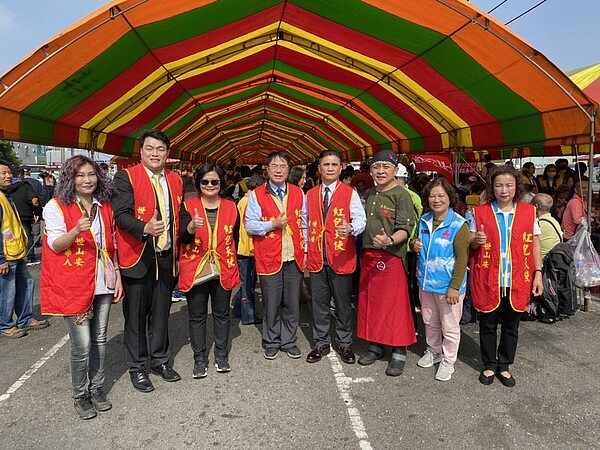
[200,179,220,186]
[268,164,289,170]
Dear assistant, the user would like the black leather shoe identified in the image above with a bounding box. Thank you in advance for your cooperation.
[130,371,154,393]
[338,346,356,364]
[306,346,330,363]
[151,364,181,382]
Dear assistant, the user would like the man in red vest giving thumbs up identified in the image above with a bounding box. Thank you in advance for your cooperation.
[113,129,183,392]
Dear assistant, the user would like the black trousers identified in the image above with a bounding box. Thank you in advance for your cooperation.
[309,265,354,347]
[185,278,231,362]
[478,291,522,372]
[122,254,174,372]
[259,261,302,350]
[406,251,419,328]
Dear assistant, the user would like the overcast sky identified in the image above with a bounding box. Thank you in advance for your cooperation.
[0,1,598,75]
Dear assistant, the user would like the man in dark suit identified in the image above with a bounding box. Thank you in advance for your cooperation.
[305,150,366,365]
[113,129,183,392]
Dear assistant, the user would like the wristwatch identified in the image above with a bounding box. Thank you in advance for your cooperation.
[388,235,395,247]
[349,224,354,234]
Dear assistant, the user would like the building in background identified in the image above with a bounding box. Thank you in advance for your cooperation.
[12,142,116,177]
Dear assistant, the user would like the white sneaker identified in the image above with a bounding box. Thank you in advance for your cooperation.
[417,349,442,368]
[435,359,455,381]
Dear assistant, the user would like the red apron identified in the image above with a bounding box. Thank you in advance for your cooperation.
[357,250,416,347]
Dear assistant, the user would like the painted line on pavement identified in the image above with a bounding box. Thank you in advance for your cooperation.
[352,377,375,384]
[327,352,373,450]
[0,334,70,402]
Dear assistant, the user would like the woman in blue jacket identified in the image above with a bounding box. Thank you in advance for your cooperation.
[412,178,470,382]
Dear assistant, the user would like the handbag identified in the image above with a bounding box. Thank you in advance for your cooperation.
[569,221,600,287]
[193,257,220,286]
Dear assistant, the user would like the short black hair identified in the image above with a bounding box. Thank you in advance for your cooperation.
[194,164,226,195]
[266,152,291,167]
[138,129,170,150]
[522,162,535,170]
[318,150,342,163]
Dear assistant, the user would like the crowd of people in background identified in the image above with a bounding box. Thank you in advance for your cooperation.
[1,130,595,420]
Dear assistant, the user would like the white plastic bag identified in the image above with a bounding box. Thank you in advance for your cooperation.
[570,221,600,287]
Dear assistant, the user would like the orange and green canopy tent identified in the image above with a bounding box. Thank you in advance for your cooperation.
[0,0,597,165]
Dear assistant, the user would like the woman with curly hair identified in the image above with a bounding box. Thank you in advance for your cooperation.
[470,166,543,388]
[412,177,470,382]
[41,155,123,420]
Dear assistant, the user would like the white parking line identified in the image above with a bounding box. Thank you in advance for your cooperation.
[327,352,373,450]
[0,334,69,402]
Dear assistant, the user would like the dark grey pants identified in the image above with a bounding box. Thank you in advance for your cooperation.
[259,261,302,350]
[309,265,354,348]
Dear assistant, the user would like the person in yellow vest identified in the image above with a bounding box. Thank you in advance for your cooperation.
[178,165,240,378]
[470,166,543,388]
[520,162,539,194]
[245,152,308,360]
[113,129,183,393]
[41,155,123,420]
[554,158,574,189]
[232,174,266,325]
[0,160,49,339]
[305,150,366,364]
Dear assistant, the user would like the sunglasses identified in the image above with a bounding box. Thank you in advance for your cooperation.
[200,179,220,186]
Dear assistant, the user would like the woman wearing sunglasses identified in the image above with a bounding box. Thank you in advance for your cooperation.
[178,164,240,379]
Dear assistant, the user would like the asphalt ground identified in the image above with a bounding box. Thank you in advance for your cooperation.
[1,264,599,449]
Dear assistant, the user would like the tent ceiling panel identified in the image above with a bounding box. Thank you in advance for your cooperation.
[0,0,597,164]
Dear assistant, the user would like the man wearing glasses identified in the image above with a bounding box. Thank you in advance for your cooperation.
[113,129,183,392]
[357,150,417,377]
[245,152,308,360]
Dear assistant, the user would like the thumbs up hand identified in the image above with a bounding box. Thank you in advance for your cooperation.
[373,227,391,249]
[412,236,423,253]
[475,224,487,245]
[144,209,165,236]
[75,211,92,234]
[336,217,352,238]
[187,208,205,233]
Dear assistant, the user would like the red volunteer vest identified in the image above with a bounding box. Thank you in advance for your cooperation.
[252,184,305,275]
[41,200,115,315]
[115,164,182,269]
[306,183,357,274]
[178,197,240,292]
[470,202,536,313]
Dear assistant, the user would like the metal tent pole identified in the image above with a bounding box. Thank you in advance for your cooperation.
[587,108,596,229]
[584,107,596,313]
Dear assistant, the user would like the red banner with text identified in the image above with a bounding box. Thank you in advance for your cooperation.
[410,154,454,180]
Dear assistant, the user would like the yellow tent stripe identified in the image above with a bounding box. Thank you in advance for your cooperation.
[80,22,470,150]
